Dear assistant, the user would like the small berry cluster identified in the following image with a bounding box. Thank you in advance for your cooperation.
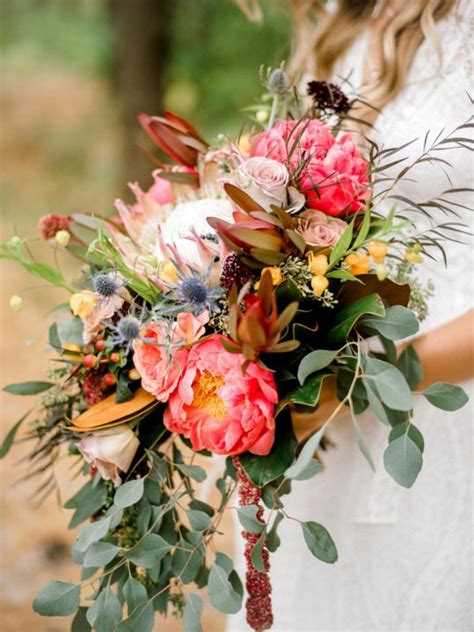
[233,457,273,631]
[220,254,252,292]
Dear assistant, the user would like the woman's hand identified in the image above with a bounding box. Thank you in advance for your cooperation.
[291,376,348,443]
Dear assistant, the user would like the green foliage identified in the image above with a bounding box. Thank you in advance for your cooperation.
[65,478,108,529]
[86,588,122,632]
[3,381,54,396]
[207,553,243,614]
[183,594,204,632]
[422,382,469,411]
[33,581,80,617]
[114,479,145,509]
[384,426,423,488]
[297,350,339,385]
[0,410,30,459]
[363,357,413,411]
[361,305,419,340]
[250,530,267,572]
[285,426,325,480]
[125,534,171,568]
[76,516,111,552]
[83,542,120,568]
[301,522,338,564]
[398,344,424,389]
[236,505,264,534]
[328,294,385,346]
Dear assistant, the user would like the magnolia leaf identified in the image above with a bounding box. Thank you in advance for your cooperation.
[361,305,419,340]
[383,433,423,488]
[302,521,338,564]
[33,581,80,616]
[298,350,339,385]
[3,381,54,396]
[183,593,204,632]
[328,293,385,346]
[236,505,264,534]
[338,274,410,308]
[114,478,145,509]
[422,382,469,411]
[71,387,157,431]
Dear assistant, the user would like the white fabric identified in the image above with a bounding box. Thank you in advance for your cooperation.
[228,4,473,631]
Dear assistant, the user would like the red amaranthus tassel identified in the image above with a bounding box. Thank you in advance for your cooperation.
[233,457,273,631]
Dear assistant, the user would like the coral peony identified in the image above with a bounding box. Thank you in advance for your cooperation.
[133,312,208,402]
[163,335,277,456]
[251,120,369,217]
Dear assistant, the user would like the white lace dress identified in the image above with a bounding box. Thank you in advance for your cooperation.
[228,5,473,631]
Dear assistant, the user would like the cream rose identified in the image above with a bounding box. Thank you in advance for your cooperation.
[77,425,139,486]
[296,210,348,249]
[230,157,289,211]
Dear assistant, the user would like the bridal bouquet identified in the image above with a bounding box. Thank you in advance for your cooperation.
[1,68,470,632]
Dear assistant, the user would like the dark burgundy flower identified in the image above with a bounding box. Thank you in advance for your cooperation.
[220,253,252,292]
[307,81,352,115]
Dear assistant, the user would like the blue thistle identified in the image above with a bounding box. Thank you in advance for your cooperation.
[93,272,122,299]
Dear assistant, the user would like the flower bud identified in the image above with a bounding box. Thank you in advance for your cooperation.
[55,230,71,247]
[376,263,388,281]
[8,236,22,249]
[368,241,388,263]
[311,275,329,297]
[268,68,290,95]
[128,368,141,381]
[256,109,269,124]
[307,252,329,276]
[9,295,22,312]
[405,248,422,264]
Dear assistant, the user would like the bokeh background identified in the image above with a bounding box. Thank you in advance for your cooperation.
[0,1,291,630]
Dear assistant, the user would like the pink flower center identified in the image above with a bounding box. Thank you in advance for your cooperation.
[191,370,227,419]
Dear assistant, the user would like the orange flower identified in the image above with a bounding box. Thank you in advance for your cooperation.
[345,252,370,275]
[368,241,388,263]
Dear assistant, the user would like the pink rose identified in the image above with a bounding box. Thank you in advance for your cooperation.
[296,210,348,248]
[251,120,369,217]
[163,335,278,456]
[227,156,289,210]
[133,312,208,402]
[78,425,139,486]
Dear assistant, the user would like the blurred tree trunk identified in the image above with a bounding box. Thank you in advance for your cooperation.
[108,0,175,186]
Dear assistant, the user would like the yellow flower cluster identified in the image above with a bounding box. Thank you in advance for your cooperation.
[344,241,390,281]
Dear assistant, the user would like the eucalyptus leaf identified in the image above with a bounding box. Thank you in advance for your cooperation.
[285,426,325,480]
[187,509,211,531]
[389,422,424,453]
[398,344,424,389]
[301,521,338,564]
[250,530,267,572]
[176,463,207,482]
[125,534,171,568]
[183,593,204,632]
[117,602,154,632]
[76,516,111,552]
[123,577,147,614]
[267,512,284,553]
[83,542,120,568]
[423,382,469,411]
[114,478,144,509]
[208,555,243,614]
[361,305,419,340]
[297,350,338,385]
[236,505,264,534]
[87,588,122,632]
[33,581,80,617]
[363,357,412,411]
[71,606,91,632]
[328,293,385,346]
[383,434,423,488]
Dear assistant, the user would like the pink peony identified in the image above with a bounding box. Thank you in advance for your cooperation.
[163,335,278,456]
[133,312,208,402]
[251,121,369,217]
[295,210,348,248]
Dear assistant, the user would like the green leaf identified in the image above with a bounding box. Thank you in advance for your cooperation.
[285,426,325,480]
[240,409,297,487]
[24,261,67,287]
[363,380,390,425]
[389,422,424,453]
[33,581,80,616]
[363,357,412,411]
[301,521,338,564]
[187,509,212,531]
[115,371,134,403]
[123,577,147,614]
[48,322,62,350]
[83,542,120,568]
[328,294,385,346]
[326,268,362,283]
[236,505,264,534]
[361,305,419,340]
[183,594,204,632]
[125,534,171,568]
[65,479,107,529]
[208,556,243,614]
[297,350,338,385]
[250,530,267,572]
[267,512,284,553]
[0,410,30,459]
[398,344,424,390]
[87,588,122,632]
[176,463,207,482]
[383,434,423,488]
[283,372,330,410]
[353,207,371,248]
[352,414,375,472]
[3,381,54,396]
[76,517,111,552]
[422,382,469,411]
[117,602,154,632]
[71,607,91,632]
[329,219,354,265]
[114,478,144,509]
[291,458,321,481]
[57,316,84,346]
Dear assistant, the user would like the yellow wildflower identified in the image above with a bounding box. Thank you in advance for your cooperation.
[307,252,329,276]
[344,252,370,276]
[311,275,329,297]
[367,241,388,263]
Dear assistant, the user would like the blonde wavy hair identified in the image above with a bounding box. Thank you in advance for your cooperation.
[288,0,458,120]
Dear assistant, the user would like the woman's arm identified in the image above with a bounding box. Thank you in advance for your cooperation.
[292,309,474,442]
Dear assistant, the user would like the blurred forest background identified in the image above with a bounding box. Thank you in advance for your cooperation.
[0,1,291,630]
